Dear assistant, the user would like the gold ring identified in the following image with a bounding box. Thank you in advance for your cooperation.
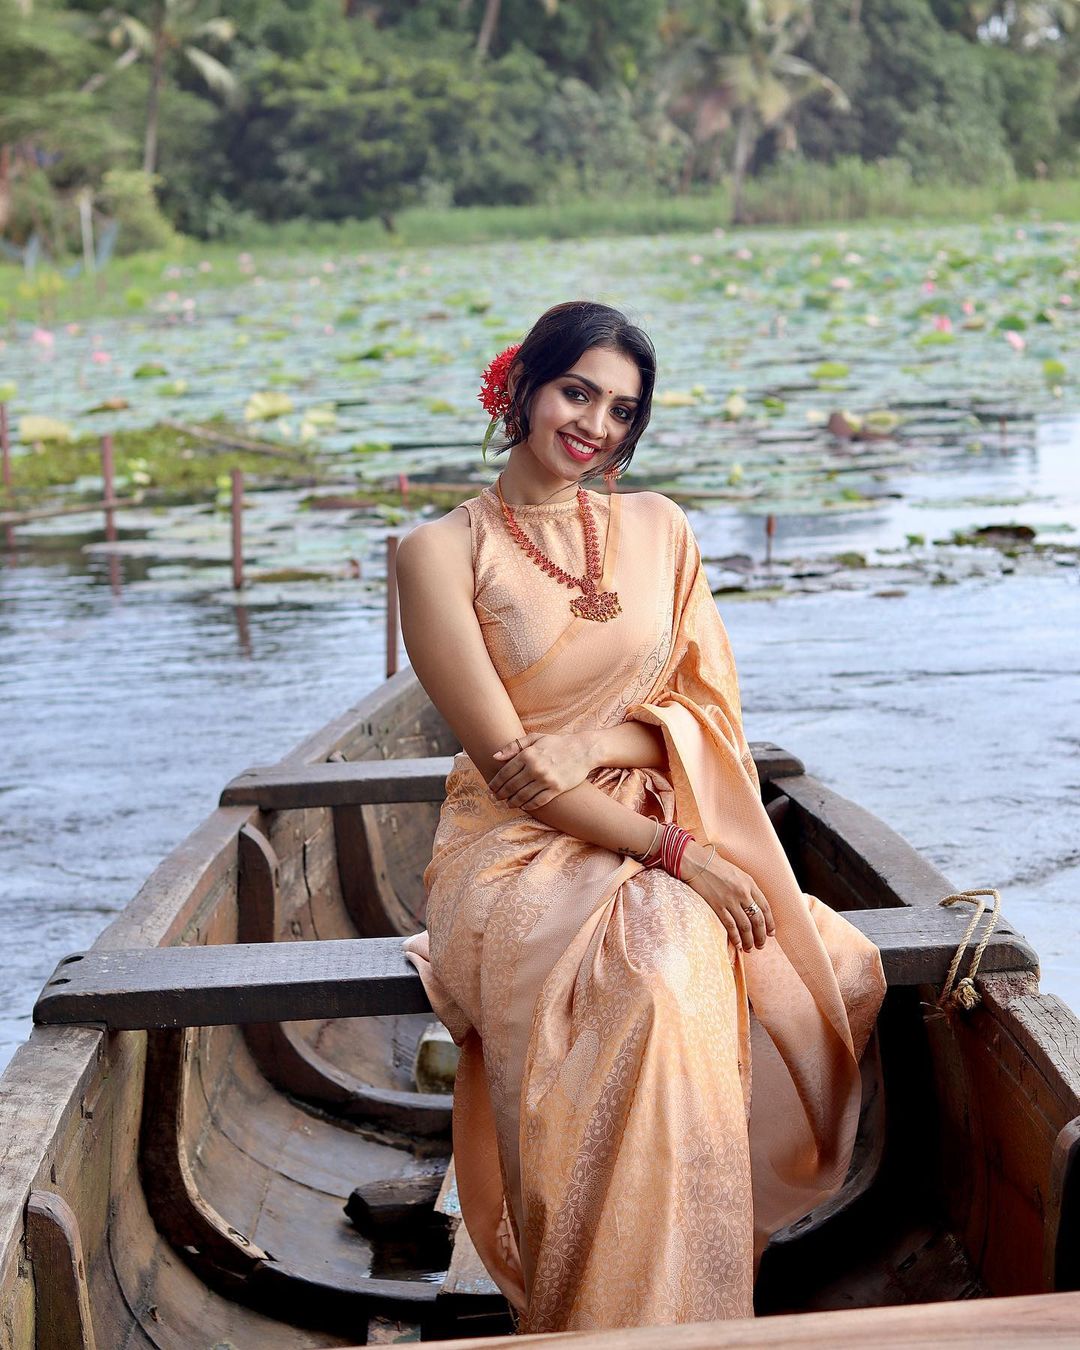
[743,901,760,919]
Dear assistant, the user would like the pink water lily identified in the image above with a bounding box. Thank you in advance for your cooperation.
[91,350,111,364]
[933,314,953,332]
[921,280,936,295]
[961,300,975,316]
[1005,330,1026,352]
[31,328,55,348]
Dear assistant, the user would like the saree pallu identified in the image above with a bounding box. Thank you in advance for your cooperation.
[404,485,887,1332]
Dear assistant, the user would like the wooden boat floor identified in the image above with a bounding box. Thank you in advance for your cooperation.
[107,1175,355,1349]
[299,1010,433,1094]
[189,1026,449,1288]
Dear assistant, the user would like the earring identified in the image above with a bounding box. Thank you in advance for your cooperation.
[603,463,621,488]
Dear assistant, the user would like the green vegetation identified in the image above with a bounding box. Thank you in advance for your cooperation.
[6,422,319,507]
[1,0,1077,268]
[3,168,1079,327]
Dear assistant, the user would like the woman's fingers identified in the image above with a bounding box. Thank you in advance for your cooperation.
[743,900,768,949]
[729,902,755,951]
[751,885,775,935]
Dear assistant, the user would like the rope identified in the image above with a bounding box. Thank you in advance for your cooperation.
[936,888,1002,1012]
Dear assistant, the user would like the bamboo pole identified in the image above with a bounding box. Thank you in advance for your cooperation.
[0,403,10,496]
[385,533,399,679]
[231,469,244,591]
[100,433,117,544]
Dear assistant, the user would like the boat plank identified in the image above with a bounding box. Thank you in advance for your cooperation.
[25,1190,97,1350]
[367,1288,1080,1348]
[219,743,804,811]
[34,908,1038,1032]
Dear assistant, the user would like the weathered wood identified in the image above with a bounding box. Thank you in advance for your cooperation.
[850,905,1037,985]
[220,743,804,811]
[139,1025,443,1332]
[777,773,958,913]
[221,757,454,808]
[372,1288,1080,1348]
[34,906,1038,1032]
[1048,1116,1080,1290]
[236,822,451,1137]
[25,1190,98,1350]
[139,1027,271,1283]
[35,937,431,1029]
[343,1170,447,1237]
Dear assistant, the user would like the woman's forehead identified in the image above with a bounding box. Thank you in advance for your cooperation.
[566,346,642,397]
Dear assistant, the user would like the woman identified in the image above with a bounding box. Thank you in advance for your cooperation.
[397,300,886,1333]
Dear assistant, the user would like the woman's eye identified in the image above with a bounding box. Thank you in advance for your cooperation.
[564,387,587,402]
[613,407,632,422]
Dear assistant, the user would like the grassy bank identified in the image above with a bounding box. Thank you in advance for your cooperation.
[2,167,1078,326]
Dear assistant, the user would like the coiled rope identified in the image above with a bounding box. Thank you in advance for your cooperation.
[936,888,1002,1012]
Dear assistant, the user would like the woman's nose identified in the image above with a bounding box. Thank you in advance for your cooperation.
[577,406,606,439]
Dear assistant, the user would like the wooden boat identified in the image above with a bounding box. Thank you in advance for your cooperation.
[3,665,1079,1348]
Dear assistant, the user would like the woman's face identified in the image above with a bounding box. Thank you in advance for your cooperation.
[523,345,642,480]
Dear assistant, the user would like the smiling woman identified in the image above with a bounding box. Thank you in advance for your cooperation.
[395,299,886,1333]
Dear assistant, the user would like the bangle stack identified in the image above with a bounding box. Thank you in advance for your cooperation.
[626,820,699,879]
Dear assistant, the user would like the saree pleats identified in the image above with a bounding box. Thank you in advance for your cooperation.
[403,485,887,1331]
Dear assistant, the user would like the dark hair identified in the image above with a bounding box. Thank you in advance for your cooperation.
[497,300,656,480]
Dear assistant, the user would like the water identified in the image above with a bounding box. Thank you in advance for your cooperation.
[2,222,1078,1070]
[1,509,1077,1069]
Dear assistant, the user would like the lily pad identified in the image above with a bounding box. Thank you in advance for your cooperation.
[811,361,850,382]
[19,415,73,443]
[133,363,168,379]
[244,391,295,422]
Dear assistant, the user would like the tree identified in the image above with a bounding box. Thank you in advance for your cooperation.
[659,0,848,216]
[101,0,238,173]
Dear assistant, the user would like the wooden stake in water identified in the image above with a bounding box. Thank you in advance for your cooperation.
[0,403,11,496]
[1,404,12,552]
[231,469,244,591]
[765,513,775,568]
[386,533,399,679]
[100,433,117,544]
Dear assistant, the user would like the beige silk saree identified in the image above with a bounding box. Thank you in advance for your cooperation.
[403,484,887,1333]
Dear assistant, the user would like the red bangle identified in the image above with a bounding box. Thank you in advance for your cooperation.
[644,822,695,878]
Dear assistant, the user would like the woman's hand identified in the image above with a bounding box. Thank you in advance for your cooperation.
[681,843,775,952]
[487,731,596,811]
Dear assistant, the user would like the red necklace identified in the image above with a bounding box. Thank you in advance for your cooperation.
[494,476,622,622]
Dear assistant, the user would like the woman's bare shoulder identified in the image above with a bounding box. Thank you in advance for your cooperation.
[396,501,473,577]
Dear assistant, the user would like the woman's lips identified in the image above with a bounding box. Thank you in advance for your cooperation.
[559,432,601,462]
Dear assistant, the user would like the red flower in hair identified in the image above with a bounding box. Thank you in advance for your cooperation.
[478,343,521,420]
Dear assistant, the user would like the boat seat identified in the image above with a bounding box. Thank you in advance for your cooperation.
[217,743,807,811]
[34,907,1037,1031]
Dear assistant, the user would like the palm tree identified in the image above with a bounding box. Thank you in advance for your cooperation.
[661,0,849,221]
[475,0,558,59]
[102,1,238,174]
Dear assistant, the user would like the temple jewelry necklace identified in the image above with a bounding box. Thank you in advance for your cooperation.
[494,474,622,622]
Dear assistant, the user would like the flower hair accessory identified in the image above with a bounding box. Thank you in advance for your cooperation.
[479,342,521,461]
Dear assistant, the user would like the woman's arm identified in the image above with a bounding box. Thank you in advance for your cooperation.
[585,721,667,772]
[396,516,768,950]
[395,516,660,861]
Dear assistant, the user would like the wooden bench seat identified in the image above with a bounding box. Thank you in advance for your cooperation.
[218,744,807,811]
[34,906,1037,1032]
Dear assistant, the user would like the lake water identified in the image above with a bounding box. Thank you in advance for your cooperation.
[2,223,1078,1069]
